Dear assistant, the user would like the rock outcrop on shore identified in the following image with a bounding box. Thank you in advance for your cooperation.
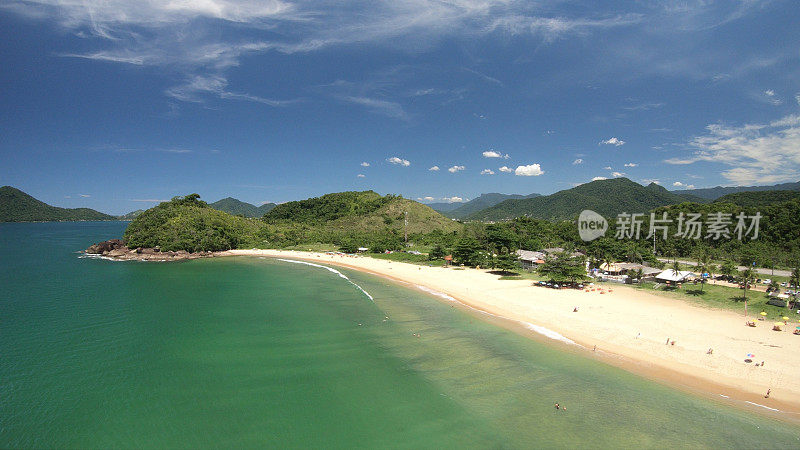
[85,239,215,261]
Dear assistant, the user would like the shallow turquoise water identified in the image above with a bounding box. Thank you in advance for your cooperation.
[1,222,798,448]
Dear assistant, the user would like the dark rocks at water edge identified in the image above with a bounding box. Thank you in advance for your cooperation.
[85,239,215,261]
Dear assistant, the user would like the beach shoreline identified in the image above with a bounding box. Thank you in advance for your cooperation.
[220,249,800,423]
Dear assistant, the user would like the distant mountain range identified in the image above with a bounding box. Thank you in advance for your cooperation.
[429,193,541,219]
[670,181,800,200]
[0,186,117,222]
[119,209,145,220]
[467,178,700,221]
[713,190,800,208]
[209,197,276,218]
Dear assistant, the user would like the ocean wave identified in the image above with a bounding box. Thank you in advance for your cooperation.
[744,401,779,412]
[414,285,579,347]
[277,259,374,302]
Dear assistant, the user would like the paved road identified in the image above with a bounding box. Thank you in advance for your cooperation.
[656,258,793,278]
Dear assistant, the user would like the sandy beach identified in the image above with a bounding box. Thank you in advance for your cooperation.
[221,249,800,421]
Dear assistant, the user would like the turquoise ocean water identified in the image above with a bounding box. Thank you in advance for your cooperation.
[1,221,798,448]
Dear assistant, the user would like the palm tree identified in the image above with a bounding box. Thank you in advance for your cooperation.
[629,268,645,284]
[739,268,756,320]
[671,260,682,288]
[695,249,711,293]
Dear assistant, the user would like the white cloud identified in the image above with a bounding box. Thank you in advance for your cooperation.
[599,137,625,146]
[442,196,465,203]
[592,176,607,181]
[482,150,509,159]
[603,166,612,170]
[796,93,800,106]
[572,158,583,165]
[480,169,495,175]
[421,196,435,202]
[665,114,800,184]
[79,194,91,197]
[672,181,695,189]
[499,166,513,173]
[765,89,775,97]
[642,178,660,185]
[514,164,544,176]
[428,165,440,171]
[387,156,410,167]
[672,181,684,187]
[357,174,365,178]
[624,162,638,167]
[360,162,370,167]
[448,165,465,173]
[611,171,625,178]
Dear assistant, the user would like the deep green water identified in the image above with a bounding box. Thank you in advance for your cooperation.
[1,222,798,448]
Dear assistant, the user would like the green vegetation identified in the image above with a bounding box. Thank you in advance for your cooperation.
[0,186,116,222]
[209,197,276,218]
[468,178,696,221]
[630,281,794,322]
[123,194,261,252]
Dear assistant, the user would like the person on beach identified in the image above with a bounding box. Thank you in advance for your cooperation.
[666,337,670,345]
[765,389,771,398]
[707,348,713,355]
[554,403,559,409]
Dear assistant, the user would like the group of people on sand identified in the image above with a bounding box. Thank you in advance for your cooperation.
[554,403,566,411]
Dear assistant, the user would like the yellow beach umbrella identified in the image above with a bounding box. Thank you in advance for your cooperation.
[782,316,790,321]
[774,322,783,327]
[759,311,767,316]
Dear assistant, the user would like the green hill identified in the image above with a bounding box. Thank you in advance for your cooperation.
[264,191,461,234]
[0,186,116,222]
[442,193,541,219]
[123,194,260,252]
[671,181,800,200]
[713,190,800,208]
[209,197,276,218]
[468,178,692,221]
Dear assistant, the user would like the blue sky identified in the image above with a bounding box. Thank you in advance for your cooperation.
[1,1,799,214]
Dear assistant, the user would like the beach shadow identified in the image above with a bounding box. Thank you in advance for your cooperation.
[685,289,705,296]
[488,270,519,276]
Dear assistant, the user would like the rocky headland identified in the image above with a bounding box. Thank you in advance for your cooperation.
[85,239,216,261]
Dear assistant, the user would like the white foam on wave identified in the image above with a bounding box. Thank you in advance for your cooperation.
[744,401,779,412]
[78,254,122,262]
[414,285,579,347]
[277,259,374,302]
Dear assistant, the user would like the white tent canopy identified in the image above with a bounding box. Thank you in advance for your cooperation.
[655,270,696,282]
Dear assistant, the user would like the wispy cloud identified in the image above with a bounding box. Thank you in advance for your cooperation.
[624,162,638,167]
[79,194,91,197]
[592,176,607,181]
[499,166,513,173]
[480,169,495,175]
[428,165,440,171]
[448,165,465,173]
[611,171,625,178]
[338,95,408,120]
[166,74,299,106]
[360,162,370,167]
[357,173,365,178]
[572,158,583,165]
[666,114,800,184]
[462,67,503,86]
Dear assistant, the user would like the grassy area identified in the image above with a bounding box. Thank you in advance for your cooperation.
[628,281,798,323]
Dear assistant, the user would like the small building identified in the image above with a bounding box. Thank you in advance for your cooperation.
[516,250,545,271]
[655,270,696,284]
[357,247,369,253]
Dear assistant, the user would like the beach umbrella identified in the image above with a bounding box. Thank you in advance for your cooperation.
[759,311,767,316]
[747,353,755,358]
[782,316,789,321]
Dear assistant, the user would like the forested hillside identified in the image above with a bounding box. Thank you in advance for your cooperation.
[0,186,116,222]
